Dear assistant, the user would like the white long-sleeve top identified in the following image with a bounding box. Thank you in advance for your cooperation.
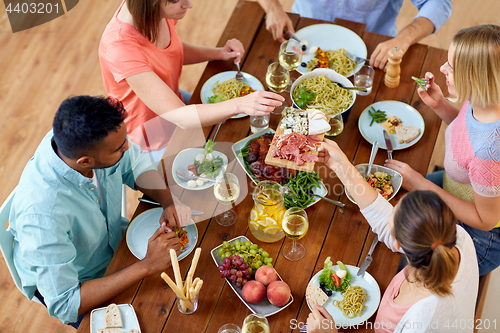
[360,194,479,332]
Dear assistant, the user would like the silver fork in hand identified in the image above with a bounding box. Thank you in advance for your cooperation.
[235,61,244,81]
[345,51,370,63]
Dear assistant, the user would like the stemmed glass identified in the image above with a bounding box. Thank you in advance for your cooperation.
[325,113,344,137]
[265,62,290,114]
[242,313,270,333]
[214,173,240,226]
[279,39,302,74]
[282,207,309,261]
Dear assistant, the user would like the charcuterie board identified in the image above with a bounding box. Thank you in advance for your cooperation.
[264,109,329,172]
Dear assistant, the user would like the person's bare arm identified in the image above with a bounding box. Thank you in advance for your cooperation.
[78,224,181,315]
[256,0,294,42]
[370,17,435,70]
[182,39,244,65]
[125,71,284,128]
[385,159,500,231]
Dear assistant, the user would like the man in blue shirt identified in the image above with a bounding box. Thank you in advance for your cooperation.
[257,0,451,69]
[9,95,191,325]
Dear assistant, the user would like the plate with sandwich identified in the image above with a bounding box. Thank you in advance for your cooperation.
[91,303,141,333]
[358,101,425,150]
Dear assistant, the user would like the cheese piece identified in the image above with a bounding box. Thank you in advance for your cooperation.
[307,109,330,135]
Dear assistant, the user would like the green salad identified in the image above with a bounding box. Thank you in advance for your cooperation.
[318,257,351,292]
[194,139,224,178]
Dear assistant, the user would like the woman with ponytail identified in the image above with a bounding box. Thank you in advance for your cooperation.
[306,139,478,333]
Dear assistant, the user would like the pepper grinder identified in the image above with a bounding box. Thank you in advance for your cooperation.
[384,47,404,88]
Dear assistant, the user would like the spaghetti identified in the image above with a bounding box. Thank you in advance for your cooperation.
[211,78,255,102]
[292,74,353,115]
[333,285,368,318]
[307,48,356,77]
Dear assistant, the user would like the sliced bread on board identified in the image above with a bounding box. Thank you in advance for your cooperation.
[395,126,420,144]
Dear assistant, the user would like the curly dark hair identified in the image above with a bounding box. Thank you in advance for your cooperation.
[53,95,127,159]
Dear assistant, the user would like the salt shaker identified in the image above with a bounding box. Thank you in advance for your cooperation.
[384,47,404,88]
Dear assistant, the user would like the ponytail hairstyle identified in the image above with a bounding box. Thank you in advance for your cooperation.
[452,24,500,108]
[127,0,176,44]
[393,191,458,297]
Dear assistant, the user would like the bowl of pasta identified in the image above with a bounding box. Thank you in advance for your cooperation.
[290,68,356,118]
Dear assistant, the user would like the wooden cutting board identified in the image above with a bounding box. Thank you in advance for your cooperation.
[264,116,329,172]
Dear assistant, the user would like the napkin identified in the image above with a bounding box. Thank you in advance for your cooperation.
[307,109,330,135]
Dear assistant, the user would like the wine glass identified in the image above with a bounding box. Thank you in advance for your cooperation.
[282,207,309,261]
[325,113,344,137]
[214,172,240,226]
[279,39,302,72]
[265,62,290,114]
[242,313,270,333]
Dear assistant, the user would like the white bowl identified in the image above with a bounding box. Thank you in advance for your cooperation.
[290,68,356,115]
[345,164,403,204]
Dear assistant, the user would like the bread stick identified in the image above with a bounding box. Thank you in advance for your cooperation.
[160,272,189,301]
[170,249,184,293]
[193,279,203,297]
[192,277,200,289]
[185,248,201,295]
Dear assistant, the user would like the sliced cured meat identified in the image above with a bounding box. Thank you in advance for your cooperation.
[301,153,318,163]
[281,144,300,157]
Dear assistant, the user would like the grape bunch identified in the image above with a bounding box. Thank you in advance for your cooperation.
[217,255,251,288]
[217,240,274,276]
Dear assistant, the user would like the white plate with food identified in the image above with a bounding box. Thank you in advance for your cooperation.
[90,304,140,333]
[345,164,403,203]
[200,71,265,118]
[211,236,293,317]
[126,208,197,261]
[231,129,328,209]
[295,24,367,77]
[172,146,228,190]
[306,264,381,327]
[358,101,425,150]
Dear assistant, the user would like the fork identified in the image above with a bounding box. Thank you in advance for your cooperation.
[345,51,370,63]
[235,61,244,81]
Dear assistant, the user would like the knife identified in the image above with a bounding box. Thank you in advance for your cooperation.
[357,235,379,276]
[383,129,393,159]
[285,29,301,43]
[138,198,204,216]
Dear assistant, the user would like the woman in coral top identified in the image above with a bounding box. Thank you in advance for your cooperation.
[100,0,284,162]
[306,139,478,333]
[386,25,500,276]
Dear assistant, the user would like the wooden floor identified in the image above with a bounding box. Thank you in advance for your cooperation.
[0,1,497,332]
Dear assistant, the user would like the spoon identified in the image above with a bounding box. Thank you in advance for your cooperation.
[366,141,379,177]
[176,169,216,182]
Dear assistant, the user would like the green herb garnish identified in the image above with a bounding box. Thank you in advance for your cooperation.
[368,107,387,126]
[295,87,316,109]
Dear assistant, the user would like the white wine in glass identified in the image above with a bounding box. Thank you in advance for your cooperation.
[279,39,302,71]
[266,62,290,93]
[325,114,344,137]
[282,207,308,261]
[214,173,240,226]
[242,314,270,333]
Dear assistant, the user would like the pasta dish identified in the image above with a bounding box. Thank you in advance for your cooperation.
[292,74,353,115]
[307,48,356,77]
[333,285,368,318]
[209,78,255,103]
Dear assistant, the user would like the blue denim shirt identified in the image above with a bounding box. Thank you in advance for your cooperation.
[292,0,451,37]
[9,131,156,324]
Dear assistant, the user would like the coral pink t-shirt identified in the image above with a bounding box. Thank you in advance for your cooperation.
[99,0,183,151]
[374,267,415,332]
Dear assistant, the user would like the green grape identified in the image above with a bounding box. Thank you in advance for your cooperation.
[248,267,253,274]
[235,244,241,251]
[225,251,231,258]
[223,241,229,247]
[234,240,240,246]
[246,241,251,247]
[240,245,246,251]
[250,244,258,250]
[262,251,269,258]
[249,249,256,255]
[267,263,273,268]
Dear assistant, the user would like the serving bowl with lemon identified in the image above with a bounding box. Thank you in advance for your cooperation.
[249,181,287,243]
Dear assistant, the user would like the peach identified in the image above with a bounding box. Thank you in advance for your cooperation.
[267,281,291,307]
[255,266,278,286]
[242,280,266,304]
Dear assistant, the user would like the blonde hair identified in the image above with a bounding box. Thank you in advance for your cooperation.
[393,191,458,297]
[127,0,175,44]
[452,24,500,108]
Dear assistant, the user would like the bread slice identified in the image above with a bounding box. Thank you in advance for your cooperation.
[97,329,124,333]
[306,283,329,307]
[104,304,123,328]
[395,126,420,144]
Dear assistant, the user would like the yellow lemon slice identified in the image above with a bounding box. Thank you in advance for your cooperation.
[264,217,277,227]
[250,209,258,221]
[249,221,259,230]
[264,225,280,235]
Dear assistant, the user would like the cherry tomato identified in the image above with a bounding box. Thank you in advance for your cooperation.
[331,273,341,288]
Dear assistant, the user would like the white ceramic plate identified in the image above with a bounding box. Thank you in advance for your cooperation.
[307,265,381,327]
[90,304,141,333]
[231,129,328,208]
[172,148,228,190]
[345,164,403,204]
[210,236,293,317]
[200,71,265,118]
[295,24,367,77]
[126,208,198,261]
[358,101,425,150]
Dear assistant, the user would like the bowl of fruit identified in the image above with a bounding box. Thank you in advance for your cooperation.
[211,236,293,317]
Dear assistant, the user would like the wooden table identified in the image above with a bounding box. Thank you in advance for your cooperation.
[77,2,447,332]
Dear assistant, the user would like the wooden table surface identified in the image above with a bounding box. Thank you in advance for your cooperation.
[77,1,447,332]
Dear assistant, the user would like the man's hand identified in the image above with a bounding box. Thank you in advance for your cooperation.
[307,303,338,333]
[219,38,245,63]
[142,223,181,274]
[370,36,410,70]
[160,198,191,229]
[265,7,294,42]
